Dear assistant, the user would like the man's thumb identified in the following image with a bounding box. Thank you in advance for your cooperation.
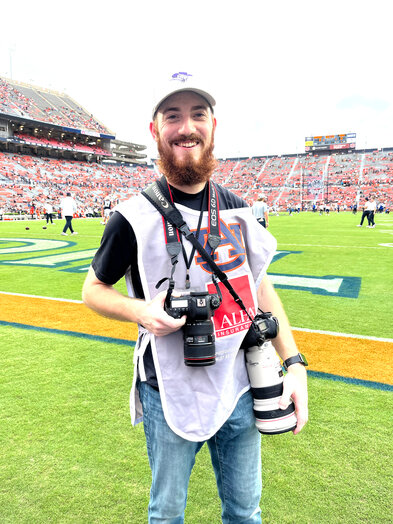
[278,374,294,410]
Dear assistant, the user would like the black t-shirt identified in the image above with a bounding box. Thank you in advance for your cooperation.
[91,182,247,388]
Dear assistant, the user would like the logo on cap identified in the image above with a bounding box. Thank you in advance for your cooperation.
[171,72,193,82]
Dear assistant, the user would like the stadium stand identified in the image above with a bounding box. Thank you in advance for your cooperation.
[0,77,109,134]
[1,150,392,219]
[0,75,148,165]
[0,75,392,219]
[13,132,111,156]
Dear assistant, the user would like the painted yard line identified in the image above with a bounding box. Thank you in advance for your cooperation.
[0,320,133,347]
[1,320,391,392]
[0,232,102,239]
[279,244,390,249]
[292,326,393,343]
[0,291,391,343]
[308,370,393,392]
[1,293,391,385]
[0,290,83,303]
[0,292,136,342]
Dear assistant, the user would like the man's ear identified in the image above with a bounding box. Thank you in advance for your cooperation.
[150,121,158,141]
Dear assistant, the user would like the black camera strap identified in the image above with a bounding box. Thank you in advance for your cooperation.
[142,178,253,322]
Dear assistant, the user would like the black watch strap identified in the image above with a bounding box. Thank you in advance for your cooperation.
[283,353,308,371]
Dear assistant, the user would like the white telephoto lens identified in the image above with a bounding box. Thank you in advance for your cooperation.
[245,341,297,435]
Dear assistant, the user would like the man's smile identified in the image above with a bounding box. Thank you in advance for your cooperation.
[173,139,200,149]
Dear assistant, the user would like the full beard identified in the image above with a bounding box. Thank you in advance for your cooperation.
[155,132,218,187]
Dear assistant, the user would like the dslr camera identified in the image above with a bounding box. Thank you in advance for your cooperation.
[165,291,221,367]
[242,312,297,435]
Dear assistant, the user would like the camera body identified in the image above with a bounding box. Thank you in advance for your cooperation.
[241,311,279,349]
[165,291,221,367]
[243,312,297,435]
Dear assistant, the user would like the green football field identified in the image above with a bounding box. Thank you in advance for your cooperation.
[0,211,392,523]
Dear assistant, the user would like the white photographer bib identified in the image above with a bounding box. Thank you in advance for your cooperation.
[116,191,277,441]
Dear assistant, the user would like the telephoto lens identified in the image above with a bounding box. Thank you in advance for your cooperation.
[245,341,297,434]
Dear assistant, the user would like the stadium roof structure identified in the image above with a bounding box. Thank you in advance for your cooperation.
[106,139,148,164]
[0,76,114,139]
[0,76,148,164]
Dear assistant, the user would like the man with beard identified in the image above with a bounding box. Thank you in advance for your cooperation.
[82,75,308,523]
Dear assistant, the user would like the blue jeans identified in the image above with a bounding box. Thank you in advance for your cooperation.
[138,381,262,524]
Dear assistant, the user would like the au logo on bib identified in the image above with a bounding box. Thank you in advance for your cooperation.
[196,219,246,273]
[207,275,256,339]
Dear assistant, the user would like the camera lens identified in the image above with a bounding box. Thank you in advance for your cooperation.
[251,383,297,435]
[183,320,216,366]
[245,342,297,434]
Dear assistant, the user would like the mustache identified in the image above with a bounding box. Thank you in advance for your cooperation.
[169,133,204,146]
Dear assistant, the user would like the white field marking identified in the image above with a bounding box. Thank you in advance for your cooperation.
[1,291,391,343]
[279,244,388,249]
[0,290,83,304]
[5,249,97,266]
[0,233,102,239]
[0,238,69,254]
[292,326,393,343]
[270,274,343,293]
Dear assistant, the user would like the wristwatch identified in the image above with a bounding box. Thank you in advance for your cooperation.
[283,353,308,370]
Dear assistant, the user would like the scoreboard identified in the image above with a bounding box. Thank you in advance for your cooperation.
[305,133,356,152]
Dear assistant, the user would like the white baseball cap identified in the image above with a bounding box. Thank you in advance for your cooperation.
[152,72,216,119]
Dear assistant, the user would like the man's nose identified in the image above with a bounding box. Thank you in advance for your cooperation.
[178,116,196,136]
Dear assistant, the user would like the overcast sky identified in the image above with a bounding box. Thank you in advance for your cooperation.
[0,0,392,160]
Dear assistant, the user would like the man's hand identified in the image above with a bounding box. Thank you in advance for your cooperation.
[137,291,186,337]
[82,268,185,337]
[278,364,308,435]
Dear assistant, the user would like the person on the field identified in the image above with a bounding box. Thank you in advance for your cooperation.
[101,194,112,225]
[252,195,269,228]
[60,192,77,235]
[357,197,376,227]
[366,196,377,228]
[82,74,308,523]
[44,200,54,224]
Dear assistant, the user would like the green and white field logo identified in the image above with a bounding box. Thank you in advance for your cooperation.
[0,239,361,298]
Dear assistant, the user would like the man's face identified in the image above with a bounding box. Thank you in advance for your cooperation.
[150,91,217,186]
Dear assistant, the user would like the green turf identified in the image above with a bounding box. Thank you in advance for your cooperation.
[0,218,128,299]
[0,325,391,523]
[0,212,392,523]
[1,212,392,337]
[268,211,393,338]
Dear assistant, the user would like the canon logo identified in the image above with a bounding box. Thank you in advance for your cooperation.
[167,223,175,237]
[152,185,169,208]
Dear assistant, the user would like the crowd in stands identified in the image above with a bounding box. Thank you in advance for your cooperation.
[0,150,392,219]
[0,77,109,134]
[14,132,111,156]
